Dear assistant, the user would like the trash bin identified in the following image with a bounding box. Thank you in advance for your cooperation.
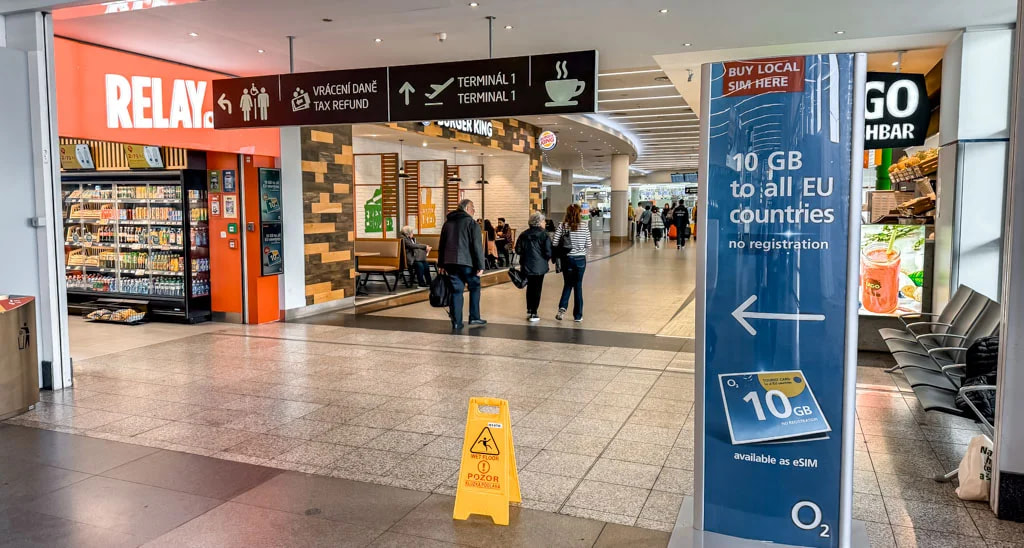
[0,295,39,420]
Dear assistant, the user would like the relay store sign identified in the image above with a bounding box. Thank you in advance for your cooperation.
[54,37,280,157]
[697,54,861,547]
[864,72,929,149]
[212,50,597,128]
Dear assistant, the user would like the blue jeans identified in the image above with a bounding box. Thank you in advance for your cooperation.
[446,264,481,326]
[558,256,586,320]
[411,261,431,286]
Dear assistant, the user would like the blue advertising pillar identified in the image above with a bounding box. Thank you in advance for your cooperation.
[684,53,866,547]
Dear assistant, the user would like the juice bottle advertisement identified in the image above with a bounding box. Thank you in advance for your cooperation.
[859,224,925,316]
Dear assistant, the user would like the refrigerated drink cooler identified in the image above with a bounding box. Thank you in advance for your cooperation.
[0,295,39,420]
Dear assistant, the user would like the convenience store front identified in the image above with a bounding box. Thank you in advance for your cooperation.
[54,38,282,329]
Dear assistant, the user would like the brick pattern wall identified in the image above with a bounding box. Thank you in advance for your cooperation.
[301,126,355,305]
[384,119,543,214]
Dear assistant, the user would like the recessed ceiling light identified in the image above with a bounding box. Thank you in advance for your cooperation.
[683,43,692,47]
[322,18,333,22]
[504,25,514,30]
[659,8,669,13]
[834,30,845,35]
[374,38,382,43]
[188,32,198,37]
[469,1,478,6]
[257,49,265,53]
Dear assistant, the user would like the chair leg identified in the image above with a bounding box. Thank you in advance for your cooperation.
[934,468,958,483]
[885,365,903,373]
[384,274,395,292]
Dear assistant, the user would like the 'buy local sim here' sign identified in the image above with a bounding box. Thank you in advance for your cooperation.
[722,57,805,96]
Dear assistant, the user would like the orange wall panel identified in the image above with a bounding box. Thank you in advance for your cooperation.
[243,155,281,324]
[206,152,244,316]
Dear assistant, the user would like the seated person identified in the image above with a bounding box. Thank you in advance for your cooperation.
[400,226,431,287]
[496,217,513,267]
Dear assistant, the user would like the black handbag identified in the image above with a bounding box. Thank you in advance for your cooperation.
[553,224,573,258]
[429,274,454,308]
[508,267,528,289]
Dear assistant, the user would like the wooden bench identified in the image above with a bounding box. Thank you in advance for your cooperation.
[354,239,403,293]
[416,234,441,272]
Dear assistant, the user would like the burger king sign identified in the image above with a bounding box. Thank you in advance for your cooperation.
[538,130,558,151]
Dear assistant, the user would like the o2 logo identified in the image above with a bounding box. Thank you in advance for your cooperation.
[791,500,830,539]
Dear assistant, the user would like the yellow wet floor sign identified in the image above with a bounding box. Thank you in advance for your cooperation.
[453,397,520,525]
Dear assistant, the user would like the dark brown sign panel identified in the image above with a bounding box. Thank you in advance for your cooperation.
[212,50,597,129]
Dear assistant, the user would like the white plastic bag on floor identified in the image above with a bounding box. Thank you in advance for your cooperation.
[956,434,994,501]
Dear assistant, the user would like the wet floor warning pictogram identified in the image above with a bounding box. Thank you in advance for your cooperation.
[470,427,500,455]
[453,397,520,526]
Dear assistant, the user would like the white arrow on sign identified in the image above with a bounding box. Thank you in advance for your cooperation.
[217,93,232,114]
[731,295,825,336]
[398,82,415,106]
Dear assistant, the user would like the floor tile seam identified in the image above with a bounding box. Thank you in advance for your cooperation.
[16,501,154,543]
[554,378,662,520]
[196,331,686,375]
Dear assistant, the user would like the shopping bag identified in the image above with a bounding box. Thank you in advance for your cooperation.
[668,225,677,239]
[507,268,528,289]
[956,434,994,501]
[429,274,454,308]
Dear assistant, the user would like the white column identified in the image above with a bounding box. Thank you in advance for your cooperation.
[993,0,1024,521]
[0,11,69,389]
[546,168,573,220]
[933,27,1014,307]
[610,154,630,241]
[278,126,307,316]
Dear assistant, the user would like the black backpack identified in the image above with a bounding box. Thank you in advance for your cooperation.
[429,274,454,308]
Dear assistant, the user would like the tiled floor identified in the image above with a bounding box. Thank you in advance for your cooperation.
[370,237,698,337]
[8,322,1021,546]
[68,317,230,361]
[0,424,666,547]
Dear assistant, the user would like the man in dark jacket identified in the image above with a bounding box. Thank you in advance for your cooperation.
[438,199,486,329]
[673,203,691,249]
[515,212,552,322]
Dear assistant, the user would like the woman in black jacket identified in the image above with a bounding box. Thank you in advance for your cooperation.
[515,212,552,322]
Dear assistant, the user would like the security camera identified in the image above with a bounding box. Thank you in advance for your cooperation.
[437,32,447,42]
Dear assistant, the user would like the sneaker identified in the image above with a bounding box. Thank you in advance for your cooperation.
[529,314,540,322]
[574,317,583,322]
[556,309,565,321]
[469,319,488,326]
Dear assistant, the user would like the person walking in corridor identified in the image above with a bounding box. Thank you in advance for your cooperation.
[650,204,666,249]
[553,204,591,322]
[640,205,652,239]
[673,201,691,249]
[438,199,486,330]
[515,212,552,322]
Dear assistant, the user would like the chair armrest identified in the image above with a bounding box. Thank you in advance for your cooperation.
[901,312,938,319]
[958,385,997,436]
[917,333,966,342]
[940,364,967,380]
[927,346,967,355]
[906,321,952,330]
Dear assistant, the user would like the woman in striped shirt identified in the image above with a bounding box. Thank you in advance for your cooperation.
[553,204,592,322]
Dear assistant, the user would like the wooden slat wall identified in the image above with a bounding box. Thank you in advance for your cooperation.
[381,153,399,218]
[445,165,460,214]
[404,160,420,222]
[58,137,187,171]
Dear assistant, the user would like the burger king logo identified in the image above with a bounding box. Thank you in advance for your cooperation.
[538,130,558,151]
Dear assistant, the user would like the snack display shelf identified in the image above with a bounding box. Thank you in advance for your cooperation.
[61,170,211,323]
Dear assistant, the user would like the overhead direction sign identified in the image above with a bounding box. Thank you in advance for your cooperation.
[212,50,597,129]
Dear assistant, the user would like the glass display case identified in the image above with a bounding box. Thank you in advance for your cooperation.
[61,170,211,323]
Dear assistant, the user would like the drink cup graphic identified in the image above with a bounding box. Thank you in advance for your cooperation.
[861,244,901,314]
[545,79,586,107]
[545,60,586,107]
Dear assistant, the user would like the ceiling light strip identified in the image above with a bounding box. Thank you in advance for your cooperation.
[599,84,677,93]
[599,69,665,77]
[598,95,683,103]
[600,105,693,113]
